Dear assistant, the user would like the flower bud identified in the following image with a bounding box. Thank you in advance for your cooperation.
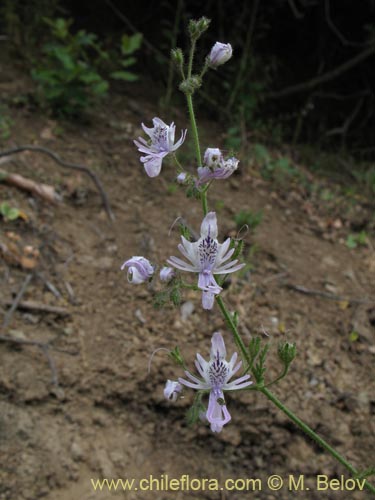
[179,75,202,95]
[208,42,233,68]
[171,48,184,68]
[121,256,154,284]
[176,172,187,184]
[164,380,182,402]
[278,341,297,366]
[160,266,175,282]
[188,17,211,39]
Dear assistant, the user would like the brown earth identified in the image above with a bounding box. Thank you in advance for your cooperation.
[0,81,374,500]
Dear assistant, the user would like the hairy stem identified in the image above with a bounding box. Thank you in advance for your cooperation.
[260,387,375,495]
[215,296,375,494]
[215,295,250,365]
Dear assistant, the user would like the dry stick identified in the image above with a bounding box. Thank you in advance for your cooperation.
[267,45,375,99]
[0,168,61,204]
[2,300,70,316]
[0,145,115,221]
[0,273,69,386]
[2,273,33,330]
[287,0,304,19]
[285,283,374,305]
[325,0,366,48]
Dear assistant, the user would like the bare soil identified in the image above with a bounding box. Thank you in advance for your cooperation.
[0,81,374,500]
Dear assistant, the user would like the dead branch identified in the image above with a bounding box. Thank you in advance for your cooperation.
[0,168,61,204]
[325,0,365,48]
[267,45,374,99]
[2,299,70,316]
[285,283,374,304]
[0,145,115,220]
[0,273,74,386]
[325,98,364,146]
[2,273,33,331]
[287,0,304,19]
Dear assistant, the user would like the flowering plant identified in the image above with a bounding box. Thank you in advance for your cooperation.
[121,17,375,494]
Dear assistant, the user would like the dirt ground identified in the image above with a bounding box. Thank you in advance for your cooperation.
[0,75,374,500]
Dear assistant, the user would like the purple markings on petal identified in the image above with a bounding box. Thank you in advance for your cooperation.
[121,256,154,284]
[134,117,187,177]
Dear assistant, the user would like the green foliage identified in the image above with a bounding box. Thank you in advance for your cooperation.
[0,105,13,139]
[110,33,142,82]
[252,143,304,185]
[31,18,109,117]
[346,231,368,249]
[350,166,375,198]
[168,347,186,368]
[186,391,206,426]
[0,202,21,221]
[1,0,59,51]
[233,209,263,232]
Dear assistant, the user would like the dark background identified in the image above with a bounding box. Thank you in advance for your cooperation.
[1,0,375,157]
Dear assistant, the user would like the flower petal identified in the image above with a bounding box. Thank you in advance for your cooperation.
[202,290,215,309]
[210,332,226,359]
[200,212,218,239]
[206,390,231,432]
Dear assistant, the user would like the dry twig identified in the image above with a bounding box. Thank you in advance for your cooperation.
[0,272,73,386]
[0,145,114,220]
[285,283,374,304]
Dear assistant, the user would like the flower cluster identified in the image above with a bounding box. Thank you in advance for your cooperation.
[121,37,249,435]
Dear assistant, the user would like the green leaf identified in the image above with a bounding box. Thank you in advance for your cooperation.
[110,70,138,82]
[7,208,20,221]
[0,202,9,215]
[121,57,137,68]
[349,331,359,342]
[121,33,143,55]
[346,234,357,249]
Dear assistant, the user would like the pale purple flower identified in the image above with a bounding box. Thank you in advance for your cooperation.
[167,212,245,309]
[208,42,233,68]
[179,332,252,432]
[164,380,183,402]
[204,148,223,167]
[196,148,239,187]
[134,117,187,177]
[121,256,154,284]
[160,266,175,282]
[176,172,187,184]
[197,156,239,186]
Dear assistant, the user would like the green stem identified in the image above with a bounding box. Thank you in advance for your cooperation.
[201,189,208,215]
[261,387,375,495]
[215,295,250,365]
[186,94,202,167]
[216,295,375,495]
[187,39,196,78]
[265,365,289,387]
